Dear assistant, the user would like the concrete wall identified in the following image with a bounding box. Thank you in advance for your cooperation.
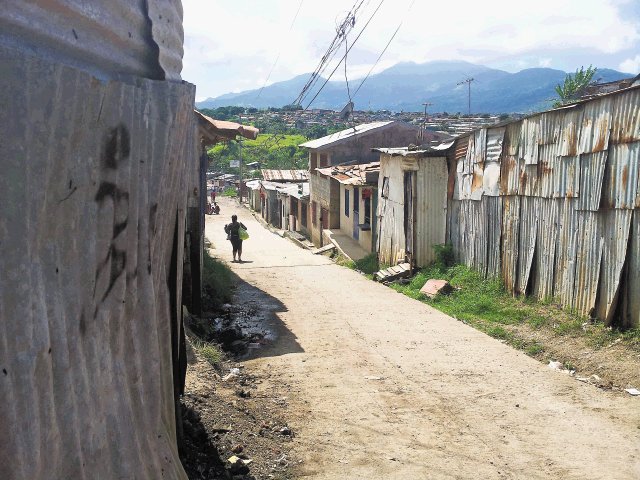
[339,184,375,253]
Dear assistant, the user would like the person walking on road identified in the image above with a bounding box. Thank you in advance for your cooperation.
[224,214,247,262]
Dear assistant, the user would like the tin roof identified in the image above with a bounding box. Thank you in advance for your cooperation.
[316,161,380,185]
[261,169,309,182]
[373,141,455,156]
[195,110,259,145]
[299,121,394,149]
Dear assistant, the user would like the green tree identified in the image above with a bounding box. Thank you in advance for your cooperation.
[554,65,597,106]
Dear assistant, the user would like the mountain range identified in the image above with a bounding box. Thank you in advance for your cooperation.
[196,61,632,114]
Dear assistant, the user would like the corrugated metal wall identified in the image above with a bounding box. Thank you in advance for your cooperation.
[415,158,449,266]
[447,87,640,328]
[377,154,408,266]
[0,2,195,478]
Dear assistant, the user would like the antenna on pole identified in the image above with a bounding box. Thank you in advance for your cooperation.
[457,77,475,115]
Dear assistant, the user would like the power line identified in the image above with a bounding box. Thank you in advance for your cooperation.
[255,0,306,101]
[294,0,369,106]
[352,0,416,99]
[303,0,386,110]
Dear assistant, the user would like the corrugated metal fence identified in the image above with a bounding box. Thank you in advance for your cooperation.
[0,2,195,479]
[447,87,640,328]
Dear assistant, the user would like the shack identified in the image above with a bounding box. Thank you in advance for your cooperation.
[300,121,421,246]
[316,162,380,255]
[375,145,452,267]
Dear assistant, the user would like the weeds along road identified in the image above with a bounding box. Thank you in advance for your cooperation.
[206,197,640,480]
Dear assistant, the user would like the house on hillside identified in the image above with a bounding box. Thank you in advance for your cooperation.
[374,144,452,268]
[299,121,424,246]
[316,162,380,255]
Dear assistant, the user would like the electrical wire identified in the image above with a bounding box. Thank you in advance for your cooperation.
[303,0,385,110]
[352,0,416,99]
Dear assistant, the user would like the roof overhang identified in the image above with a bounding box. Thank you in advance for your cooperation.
[195,110,259,146]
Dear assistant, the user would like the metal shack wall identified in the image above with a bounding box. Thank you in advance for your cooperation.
[377,154,407,265]
[415,157,448,266]
[447,88,640,327]
[0,42,194,480]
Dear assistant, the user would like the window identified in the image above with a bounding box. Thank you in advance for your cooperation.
[364,197,371,226]
[381,177,389,198]
[301,201,307,227]
[319,153,328,167]
[312,201,317,226]
[310,152,317,174]
[344,189,350,217]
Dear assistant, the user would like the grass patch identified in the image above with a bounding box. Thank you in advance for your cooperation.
[222,187,237,197]
[353,253,379,275]
[191,338,223,367]
[203,249,234,310]
[388,262,640,354]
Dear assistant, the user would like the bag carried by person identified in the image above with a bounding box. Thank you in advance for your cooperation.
[238,226,249,240]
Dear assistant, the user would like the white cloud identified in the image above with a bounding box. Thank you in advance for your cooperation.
[620,54,640,73]
[181,0,640,99]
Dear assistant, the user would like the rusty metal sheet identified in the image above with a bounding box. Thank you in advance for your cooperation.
[539,110,561,145]
[601,141,640,209]
[447,199,462,262]
[486,127,505,163]
[486,196,503,278]
[516,196,538,294]
[0,46,193,479]
[521,164,539,197]
[261,169,309,182]
[576,151,608,211]
[499,154,522,196]
[558,109,581,157]
[610,87,640,144]
[501,195,520,293]
[553,198,579,306]
[519,118,540,164]
[578,95,612,154]
[1,0,183,81]
[595,209,632,323]
[618,210,640,328]
[533,198,559,299]
[572,212,603,315]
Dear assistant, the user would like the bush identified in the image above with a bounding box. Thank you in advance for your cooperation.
[222,187,237,197]
[202,250,234,310]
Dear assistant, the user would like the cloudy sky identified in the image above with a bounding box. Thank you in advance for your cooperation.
[182,0,640,101]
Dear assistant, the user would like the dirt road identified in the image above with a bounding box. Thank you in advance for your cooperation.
[206,198,640,480]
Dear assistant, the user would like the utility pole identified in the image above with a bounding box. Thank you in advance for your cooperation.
[457,77,475,115]
[419,101,433,142]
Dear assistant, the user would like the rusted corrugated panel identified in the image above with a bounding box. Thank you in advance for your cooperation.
[576,151,608,211]
[0,46,193,479]
[618,210,640,328]
[538,110,561,145]
[601,141,640,209]
[516,196,538,294]
[558,109,581,156]
[486,196,503,278]
[415,158,448,266]
[533,198,559,299]
[261,169,309,182]
[376,155,406,266]
[610,87,640,144]
[595,209,632,323]
[521,164,539,197]
[0,0,183,80]
[578,96,612,154]
[501,195,520,293]
[553,198,579,306]
[499,154,522,196]
[483,128,504,197]
[572,212,603,315]
[519,118,540,164]
[447,199,462,263]
[454,136,469,161]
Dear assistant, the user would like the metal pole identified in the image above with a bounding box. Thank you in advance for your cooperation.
[468,81,471,115]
